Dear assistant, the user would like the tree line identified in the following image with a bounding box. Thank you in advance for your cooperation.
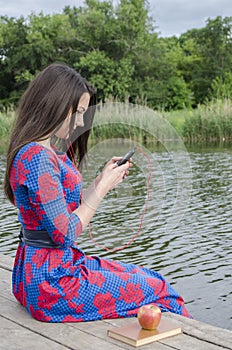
[0,0,232,111]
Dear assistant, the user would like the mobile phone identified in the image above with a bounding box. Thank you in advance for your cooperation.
[116,148,135,166]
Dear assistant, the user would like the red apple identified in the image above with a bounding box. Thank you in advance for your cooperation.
[137,304,162,330]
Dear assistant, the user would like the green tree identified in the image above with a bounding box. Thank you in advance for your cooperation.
[0,13,76,105]
[25,13,74,69]
[74,50,134,101]
[1,2,231,110]
[65,0,139,100]
[210,72,232,99]
[0,16,28,104]
[179,16,232,104]
[64,1,116,58]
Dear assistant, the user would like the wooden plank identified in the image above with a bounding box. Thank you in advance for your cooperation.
[0,253,14,271]
[0,316,69,350]
[1,267,14,303]
[161,331,229,350]
[0,294,132,350]
[69,319,172,350]
[166,312,232,349]
[0,293,173,350]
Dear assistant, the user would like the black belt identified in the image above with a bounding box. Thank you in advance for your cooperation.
[19,228,60,249]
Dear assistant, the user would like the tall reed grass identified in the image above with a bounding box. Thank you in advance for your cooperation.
[181,98,232,143]
[0,110,15,152]
[90,98,232,145]
[0,99,231,153]
[90,101,183,145]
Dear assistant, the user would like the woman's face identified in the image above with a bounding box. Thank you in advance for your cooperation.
[55,92,90,139]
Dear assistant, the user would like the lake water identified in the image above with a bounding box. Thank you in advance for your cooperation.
[0,141,231,330]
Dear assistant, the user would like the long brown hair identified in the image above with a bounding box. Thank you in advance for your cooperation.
[4,63,96,204]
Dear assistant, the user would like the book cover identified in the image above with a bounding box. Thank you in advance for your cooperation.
[107,319,182,347]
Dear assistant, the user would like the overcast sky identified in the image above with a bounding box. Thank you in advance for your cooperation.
[0,0,231,37]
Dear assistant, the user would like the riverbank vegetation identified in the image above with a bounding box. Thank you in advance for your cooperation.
[0,98,231,153]
[0,0,231,148]
[0,109,14,152]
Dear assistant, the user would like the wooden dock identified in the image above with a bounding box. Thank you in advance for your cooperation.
[1,253,232,350]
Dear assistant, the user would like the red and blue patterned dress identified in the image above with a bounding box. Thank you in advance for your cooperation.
[10,142,191,322]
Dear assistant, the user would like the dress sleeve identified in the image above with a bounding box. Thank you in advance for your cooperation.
[17,146,83,247]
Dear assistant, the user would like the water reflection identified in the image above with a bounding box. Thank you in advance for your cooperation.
[0,145,231,330]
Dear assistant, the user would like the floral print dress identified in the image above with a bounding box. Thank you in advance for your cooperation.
[10,142,191,322]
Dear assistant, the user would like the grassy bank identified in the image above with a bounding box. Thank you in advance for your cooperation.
[0,110,15,153]
[176,98,232,143]
[90,98,232,145]
[0,98,231,152]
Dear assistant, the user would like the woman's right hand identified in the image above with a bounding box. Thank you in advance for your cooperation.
[97,157,131,193]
